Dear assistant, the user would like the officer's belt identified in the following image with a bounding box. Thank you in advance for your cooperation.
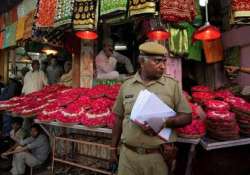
[124,143,160,154]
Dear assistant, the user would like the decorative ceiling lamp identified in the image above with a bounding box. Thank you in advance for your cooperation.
[75,30,98,40]
[147,16,170,41]
[41,45,58,55]
[194,0,221,41]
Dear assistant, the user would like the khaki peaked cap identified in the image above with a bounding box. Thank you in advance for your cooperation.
[139,42,168,57]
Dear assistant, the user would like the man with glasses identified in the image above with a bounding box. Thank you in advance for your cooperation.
[111,41,192,175]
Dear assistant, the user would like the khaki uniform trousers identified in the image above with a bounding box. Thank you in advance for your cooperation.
[118,145,168,175]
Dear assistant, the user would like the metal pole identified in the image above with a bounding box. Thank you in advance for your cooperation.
[205,0,209,23]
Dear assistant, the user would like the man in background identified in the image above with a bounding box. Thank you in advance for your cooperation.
[59,60,72,87]
[0,117,26,154]
[2,124,50,175]
[95,38,134,80]
[22,60,48,95]
[46,57,63,84]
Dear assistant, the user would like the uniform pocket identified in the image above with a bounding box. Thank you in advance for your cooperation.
[123,98,135,116]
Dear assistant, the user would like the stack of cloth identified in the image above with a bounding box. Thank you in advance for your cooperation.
[231,102,250,136]
[206,110,240,140]
[231,0,250,24]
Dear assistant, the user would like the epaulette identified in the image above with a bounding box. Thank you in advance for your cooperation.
[162,74,178,82]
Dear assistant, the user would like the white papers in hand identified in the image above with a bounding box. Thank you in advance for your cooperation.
[130,89,176,141]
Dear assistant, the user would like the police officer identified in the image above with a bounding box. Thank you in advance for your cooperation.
[111,42,192,175]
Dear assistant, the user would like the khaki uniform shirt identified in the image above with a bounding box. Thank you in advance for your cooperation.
[113,72,191,148]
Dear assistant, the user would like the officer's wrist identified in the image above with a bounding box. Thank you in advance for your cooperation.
[165,118,174,128]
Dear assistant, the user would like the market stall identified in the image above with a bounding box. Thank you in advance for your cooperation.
[0,0,250,174]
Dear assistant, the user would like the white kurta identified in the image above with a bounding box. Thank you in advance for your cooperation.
[22,70,48,94]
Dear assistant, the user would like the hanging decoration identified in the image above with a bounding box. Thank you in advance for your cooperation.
[147,16,170,41]
[185,22,202,62]
[36,0,57,27]
[3,12,11,27]
[231,0,250,24]
[17,0,38,18]
[23,10,36,40]
[100,0,127,18]
[73,0,98,40]
[10,7,18,23]
[160,0,196,22]
[232,0,250,17]
[193,0,221,41]
[202,39,223,64]
[0,32,4,49]
[168,25,189,56]
[0,16,4,30]
[16,16,27,41]
[128,0,156,17]
[3,23,17,49]
[54,0,74,27]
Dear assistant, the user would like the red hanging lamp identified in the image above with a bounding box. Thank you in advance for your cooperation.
[75,30,98,40]
[194,0,221,41]
[147,16,170,41]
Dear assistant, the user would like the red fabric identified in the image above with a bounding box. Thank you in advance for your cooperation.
[232,0,250,11]
[0,16,4,30]
[36,0,57,27]
[0,32,3,49]
[10,7,18,23]
[160,0,196,22]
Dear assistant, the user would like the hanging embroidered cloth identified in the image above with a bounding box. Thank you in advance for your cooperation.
[100,0,127,17]
[16,16,27,41]
[23,10,36,40]
[183,22,202,62]
[17,0,37,18]
[165,57,182,88]
[160,0,196,22]
[3,12,11,26]
[232,0,250,17]
[73,0,98,31]
[0,16,4,30]
[36,0,57,27]
[54,0,74,27]
[0,32,4,49]
[168,25,189,57]
[128,0,156,17]
[10,7,18,23]
[3,23,17,48]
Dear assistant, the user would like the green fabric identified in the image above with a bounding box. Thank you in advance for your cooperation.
[3,23,16,48]
[100,0,127,16]
[54,0,74,27]
[168,25,189,57]
[93,79,121,86]
[192,0,202,27]
[184,22,202,61]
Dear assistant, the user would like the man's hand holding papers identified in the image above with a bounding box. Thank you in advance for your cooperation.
[130,90,176,141]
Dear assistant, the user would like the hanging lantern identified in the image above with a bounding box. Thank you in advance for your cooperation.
[194,23,221,41]
[194,0,221,41]
[147,16,170,41]
[75,30,98,40]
